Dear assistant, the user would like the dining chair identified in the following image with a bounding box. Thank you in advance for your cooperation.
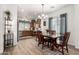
[37,31,44,48]
[37,31,51,49]
[55,32,70,55]
[35,31,42,41]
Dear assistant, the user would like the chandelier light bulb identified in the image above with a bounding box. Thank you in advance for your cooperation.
[41,14,45,17]
[38,15,41,19]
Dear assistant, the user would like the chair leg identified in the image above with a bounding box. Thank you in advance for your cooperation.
[51,44,54,50]
[38,42,41,46]
[62,46,64,55]
[66,45,69,53]
[42,42,44,49]
[36,37,37,41]
[48,42,50,48]
[42,44,44,49]
[38,43,40,46]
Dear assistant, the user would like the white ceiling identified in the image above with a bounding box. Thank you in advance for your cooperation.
[18,4,68,20]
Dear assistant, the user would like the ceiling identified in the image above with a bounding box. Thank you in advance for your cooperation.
[18,4,68,20]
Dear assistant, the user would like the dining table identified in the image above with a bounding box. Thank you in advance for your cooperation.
[42,33,64,50]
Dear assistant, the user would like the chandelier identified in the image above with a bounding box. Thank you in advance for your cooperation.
[38,4,48,19]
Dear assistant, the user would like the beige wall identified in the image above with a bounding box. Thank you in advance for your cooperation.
[74,5,79,48]
[41,17,49,34]
[0,5,4,53]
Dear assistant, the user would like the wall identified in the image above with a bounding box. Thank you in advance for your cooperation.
[74,5,79,48]
[11,5,18,45]
[47,5,75,46]
[41,17,49,34]
[0,5,4,53]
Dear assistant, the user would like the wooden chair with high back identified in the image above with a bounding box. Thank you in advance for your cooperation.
[37,32,45,49]
[36,31,42,41]
[55,32,70,55]
[37,31,51,49]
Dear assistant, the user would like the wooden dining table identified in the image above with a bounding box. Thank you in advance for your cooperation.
[42,33,63,50]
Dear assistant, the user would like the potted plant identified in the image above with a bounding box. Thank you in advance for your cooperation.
[4,10,11,20]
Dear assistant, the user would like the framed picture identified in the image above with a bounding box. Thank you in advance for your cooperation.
[37,19,41,28]
[43,21,46,26]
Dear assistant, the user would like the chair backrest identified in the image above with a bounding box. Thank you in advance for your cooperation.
[62,32,70,46]
[37,31,44,42]
[51,31,56,35]
[36,31,42,36]
[46,29,56,35]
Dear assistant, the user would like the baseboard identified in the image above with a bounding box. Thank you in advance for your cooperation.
[75,46,79,49]
[68,44,79,51]
[68,44,75,47]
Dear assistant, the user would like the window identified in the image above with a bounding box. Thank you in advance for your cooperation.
[49,13,67,35]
